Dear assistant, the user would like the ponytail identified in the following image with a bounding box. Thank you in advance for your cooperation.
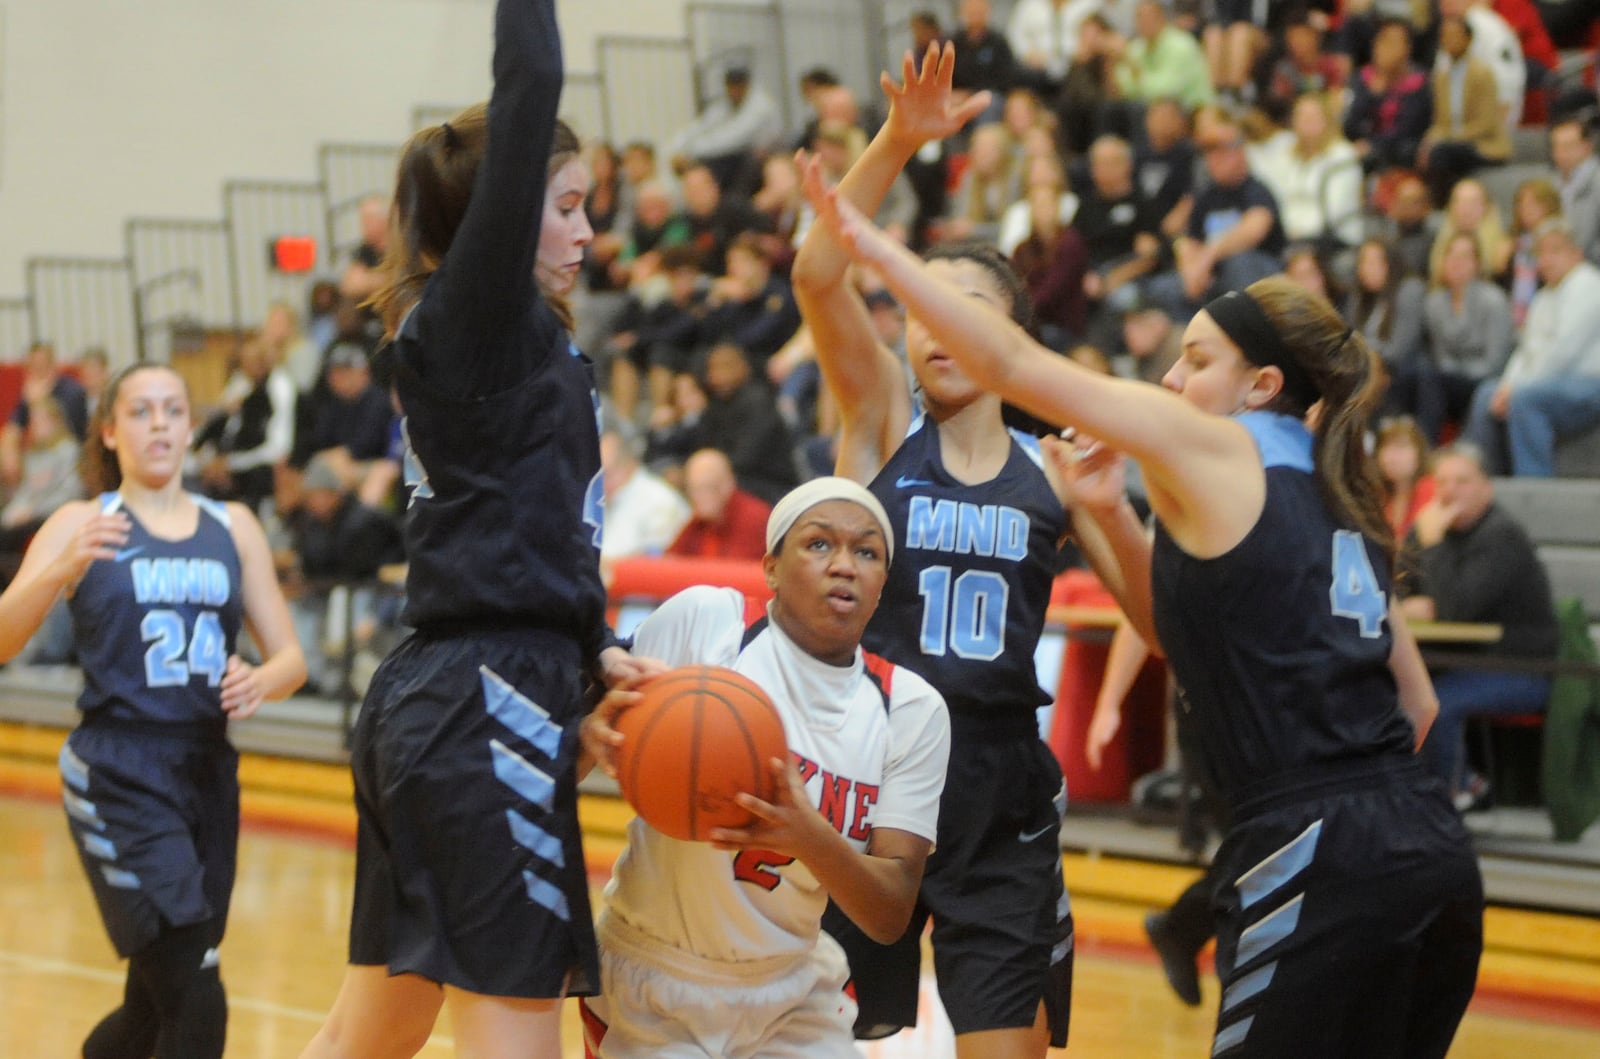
[1245,277,1394,560]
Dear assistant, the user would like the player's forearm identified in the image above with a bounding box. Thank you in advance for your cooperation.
[253,644,308,702]
[805,833,924,944]
[1085,501,1160,649]
[0,571,69,662]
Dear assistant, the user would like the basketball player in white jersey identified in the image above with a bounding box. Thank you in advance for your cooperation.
[579,477,951,1058]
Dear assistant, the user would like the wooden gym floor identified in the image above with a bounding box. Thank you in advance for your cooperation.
[2,723,1598,1057]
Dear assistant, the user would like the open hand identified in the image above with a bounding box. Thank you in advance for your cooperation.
[883,42,991,149]
[1042,431,1128,515]
[51,511,131,592]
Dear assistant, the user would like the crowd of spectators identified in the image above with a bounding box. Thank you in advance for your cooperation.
[3,0,1598,715]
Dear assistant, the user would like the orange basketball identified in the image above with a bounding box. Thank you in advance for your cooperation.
[612,664,788,842]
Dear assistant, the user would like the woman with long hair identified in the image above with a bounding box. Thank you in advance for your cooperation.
[0,363,303,1058]
[1345,238,1427,414]
[1375,415,1436,539]
[1417,231,1516,441]
[299,2,654,1056]
[1506,178,1562,328]
[1427,176,1512,282]
[803,171,1484,1058]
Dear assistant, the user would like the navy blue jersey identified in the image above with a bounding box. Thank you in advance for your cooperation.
[69,493,242,726]
[391,0,609,660]
[865,416,1065,718]
[1151,413,1415,804]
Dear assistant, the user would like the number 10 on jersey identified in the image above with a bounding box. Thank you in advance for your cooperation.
[917,565,1009,660]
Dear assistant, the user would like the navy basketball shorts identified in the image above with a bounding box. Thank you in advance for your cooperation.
[1207,758,1483,1059]
[58,721,239,958]
[347,625,599,998]
[825,718,1073,1045]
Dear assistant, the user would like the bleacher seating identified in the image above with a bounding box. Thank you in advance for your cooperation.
[1493,477,1600,622]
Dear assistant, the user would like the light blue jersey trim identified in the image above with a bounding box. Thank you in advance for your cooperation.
[98,492,125,515]
[1009,428,1047,472]
[1236,411,1313,473]
[192,493,232,529]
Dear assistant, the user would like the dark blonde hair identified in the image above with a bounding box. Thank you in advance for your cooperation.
[79,363,189,495]
[1246,277,1393,558]
[370,104,582,336]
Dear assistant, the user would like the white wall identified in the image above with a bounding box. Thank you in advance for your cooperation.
[0,0,699,298]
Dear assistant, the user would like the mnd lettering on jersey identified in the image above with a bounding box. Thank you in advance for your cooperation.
[904,495,1030,560]
[130,558,232,607]
[792,753,879,842]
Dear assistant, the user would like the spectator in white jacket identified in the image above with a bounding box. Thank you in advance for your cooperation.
[1462,220,1600,475]
[1251,93,1365,248]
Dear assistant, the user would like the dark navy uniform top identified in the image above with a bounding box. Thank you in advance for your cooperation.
[69,493,242,726]
[1152,412,1415,805]
[865,416,1064,723]
[391,0,610,661]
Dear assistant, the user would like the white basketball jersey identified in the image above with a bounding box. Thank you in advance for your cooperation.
[604,586,950,965]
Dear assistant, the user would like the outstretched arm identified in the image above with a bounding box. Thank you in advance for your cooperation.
[791,42,989,483]
[424,0,566,392]
[801,174,1261,555]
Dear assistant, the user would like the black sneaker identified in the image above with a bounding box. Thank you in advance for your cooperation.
[1145,911,1202,1006]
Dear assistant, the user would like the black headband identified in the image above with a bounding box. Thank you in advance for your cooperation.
[1203,290,1320,408]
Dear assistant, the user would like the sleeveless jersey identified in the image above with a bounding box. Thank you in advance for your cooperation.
[395,312,608,641]
[864,416,1064,718]
[69,493,243,726]
[1151,412,1415,804]
[604,586,950,965]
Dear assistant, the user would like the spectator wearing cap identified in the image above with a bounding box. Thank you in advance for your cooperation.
[281,450,404,695]
[293,342,394,472]
[665,63,784,197]
[666,448,773,561]
[1141,117,1286,322]
[1462,219,1600,475]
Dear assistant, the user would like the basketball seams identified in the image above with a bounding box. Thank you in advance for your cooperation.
[615,663,786,842]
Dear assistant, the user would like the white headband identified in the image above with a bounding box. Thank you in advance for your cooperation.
[765,476,895,564]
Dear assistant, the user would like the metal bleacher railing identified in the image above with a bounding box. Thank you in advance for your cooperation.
[6,0,993,366]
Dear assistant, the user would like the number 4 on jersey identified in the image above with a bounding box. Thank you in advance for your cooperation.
[1329,530,1386,638]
